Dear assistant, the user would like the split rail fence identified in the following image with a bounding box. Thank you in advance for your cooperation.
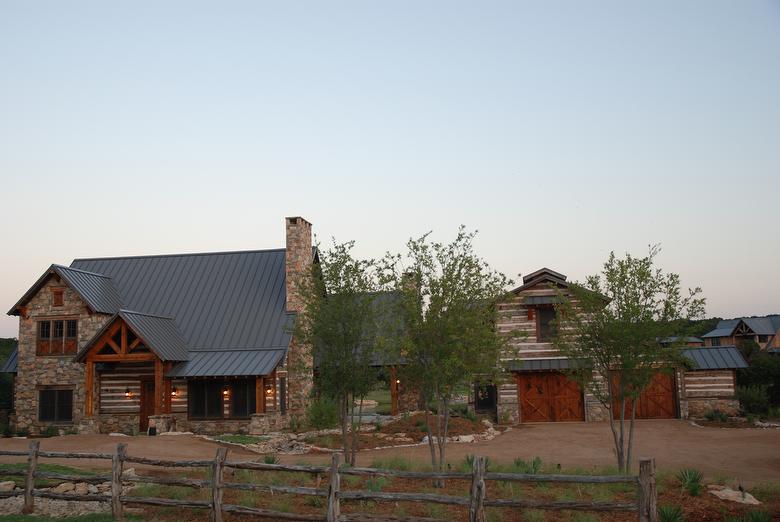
[0,441,658,521]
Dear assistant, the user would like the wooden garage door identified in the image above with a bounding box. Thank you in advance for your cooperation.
[516,372,584,422]
[612,371,677,420]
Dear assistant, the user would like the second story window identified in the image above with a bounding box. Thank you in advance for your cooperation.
[52,288,64,307]
[37,319,78,355]
[537,306,557,342]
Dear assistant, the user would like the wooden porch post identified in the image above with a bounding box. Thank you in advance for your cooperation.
[271,370,277,412]
[256,376,265,414]
[163,362,173,414]
[85,361,95,417]
[390,366,398,416]
[154,359,163,415]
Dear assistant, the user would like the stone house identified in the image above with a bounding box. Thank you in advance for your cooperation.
[3,217,315,436]
[482,268,747,423]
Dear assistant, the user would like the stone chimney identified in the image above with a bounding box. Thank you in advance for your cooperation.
[285,216,313,313]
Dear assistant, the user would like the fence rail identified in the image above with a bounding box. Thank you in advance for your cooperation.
[0,441,658,522]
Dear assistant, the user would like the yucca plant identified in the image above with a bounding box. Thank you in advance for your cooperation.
[676,468,703,496]
[658,504,685,522]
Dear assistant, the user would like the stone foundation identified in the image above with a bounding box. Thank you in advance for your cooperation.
[250,413,290,434]
[686,398,740,418]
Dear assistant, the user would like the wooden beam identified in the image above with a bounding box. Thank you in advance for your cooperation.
[87,353,157,362]
[256,377,265,414]
[129,338,142,351]
[85,361,95,417]
[271,370,277,412]
[390,366,398,416]
[120,323,127,354]
[164,363,173,414]
[154,359,164,415]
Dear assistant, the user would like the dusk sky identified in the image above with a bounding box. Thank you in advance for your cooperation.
[1,1,779,338]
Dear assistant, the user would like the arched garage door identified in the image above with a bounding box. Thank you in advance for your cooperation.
[516,372,585,422]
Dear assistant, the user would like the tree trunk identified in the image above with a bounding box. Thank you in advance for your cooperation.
[350,397,364,466]
[340,395,350,459]
[424,409,437,470]
[604,373,622,474]
[625,400,638,474]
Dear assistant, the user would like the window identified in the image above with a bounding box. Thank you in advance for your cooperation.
[537,307,557,342]
[758,335,769,343]
[711,338,721,347]
[52,288,64,307]
[39,389,73,423]
[229,379,257,418]
[188,380,224,419]
[37,319,78,355]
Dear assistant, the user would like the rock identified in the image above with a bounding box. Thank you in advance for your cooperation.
[74,483,89,495]
[458,435,475,443]
[0,481,16,492]
[393,432,406,438]
[709,488,761,505]
[123,468,137,477]
[52,482,75,493]
[87,484,99,494]
[159,431,194,436]
[108,432,129,437]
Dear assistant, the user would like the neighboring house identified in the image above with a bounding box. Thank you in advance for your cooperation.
[490,268,747,423]
[702,315,780,352]
[3,217,315,436]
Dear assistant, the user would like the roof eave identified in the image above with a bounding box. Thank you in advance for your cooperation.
[7,265,106,317]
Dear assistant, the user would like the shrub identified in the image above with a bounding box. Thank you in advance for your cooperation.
[703,409,729,422]
[676,468,703,497]
[744,511,772,522]
[263,454,279,464]
[306,397,339,430]
[365,477,388,492]
[737,385,770,415]
[41,426,59,438]
[658,504,685,522]
[289,415,302,433]
[369,456,412,471]
[513,456,543,475]
[450,404,477,422]
[1,424,13,437]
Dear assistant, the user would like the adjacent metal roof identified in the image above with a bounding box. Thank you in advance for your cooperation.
[507,358,589,371]
[167,349,286,377]
[682,346,748,370]
[8,264,121,315]
[120,310,188,361]
[71,249,293,354]
[1,345,18,373]
[522,268,567,284]
[702,316,780,338]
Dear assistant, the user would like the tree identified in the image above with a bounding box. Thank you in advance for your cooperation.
[554,245,705,473]
[382,227,511,478]
[293,240,384,465]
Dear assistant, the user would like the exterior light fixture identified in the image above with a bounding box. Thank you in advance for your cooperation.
[265,387,273,396]
[222,387,229,396]
[124,387,132,398]
[171,386,178,397]
[395,379,400,385]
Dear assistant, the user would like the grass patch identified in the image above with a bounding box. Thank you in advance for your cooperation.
[368,456,414,471]
[214,434,269,445]
[365,389,392,415]
[0,463,96,487]
[750,481,780,503]
[0,516,142,522]
[128,484,205,501]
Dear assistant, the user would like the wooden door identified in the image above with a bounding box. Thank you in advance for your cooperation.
[517,372,584,422]
[139,380,155,432]
[612,371,677,419]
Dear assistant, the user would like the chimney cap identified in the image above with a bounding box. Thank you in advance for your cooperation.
[286,216,311,226]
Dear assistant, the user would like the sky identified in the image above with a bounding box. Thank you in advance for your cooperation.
[1,1,779,338]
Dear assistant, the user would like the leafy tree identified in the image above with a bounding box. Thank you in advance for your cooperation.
[293,240,385,465]
[382,227,510,478]
[554,245,705,473]
[0,338,16,409]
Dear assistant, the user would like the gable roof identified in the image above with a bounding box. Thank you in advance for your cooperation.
[702,315,780,338]
[69,249,292,354]
[511,267,569,294]
[8,264,122,315]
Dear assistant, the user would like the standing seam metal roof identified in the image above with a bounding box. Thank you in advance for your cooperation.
[166,349,286,377]
[1,345,18,373]
[682,346,748,370]
[120,310,188,361]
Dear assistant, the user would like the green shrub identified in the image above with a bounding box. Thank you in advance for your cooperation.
[744,511,772,522]
[1,424,13,437]
[41,426,59,438]
[513,456,543,475]
[676,468,703,497]
[365,476,388,492]
[369,456,412,471]
[306,397,339,430]
[703,409,729,422]
[263,454,279,464]
[289,415,302,433]
[658,504,685,522]
[450,404,477,422]
[737,385,770,415]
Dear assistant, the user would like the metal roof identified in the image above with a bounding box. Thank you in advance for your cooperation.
[71,249,293,354]
[701,327,734,338]
[682,346,748,370]
[702,316,780,338]
[120,310,188,361]
[167,349,286,377]
[1,345,17,373]
[522,268,567,284]
[8,264,121,315]
[507,358,589,371]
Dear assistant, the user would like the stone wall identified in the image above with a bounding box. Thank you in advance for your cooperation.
[685,398,740,418]
[14,277,111,435]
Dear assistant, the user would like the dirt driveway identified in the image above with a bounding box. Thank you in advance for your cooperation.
[287,420,780,484]
[1,421,778,483]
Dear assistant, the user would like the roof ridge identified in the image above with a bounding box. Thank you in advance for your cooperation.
[186,347,289,352]
[54,264,112,279]
[72,247,286,263]
[119,309,176,320]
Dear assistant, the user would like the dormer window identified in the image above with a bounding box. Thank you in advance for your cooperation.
[52,288,64,307]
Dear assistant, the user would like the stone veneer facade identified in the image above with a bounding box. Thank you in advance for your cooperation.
[14,277,111,435]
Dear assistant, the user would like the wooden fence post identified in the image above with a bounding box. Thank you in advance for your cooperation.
[22,440,39,514]
[326,452,341,522]
[469,455,486,522]
[112,443,127,521]
[638,458,657,522]
[210,447,228,522]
